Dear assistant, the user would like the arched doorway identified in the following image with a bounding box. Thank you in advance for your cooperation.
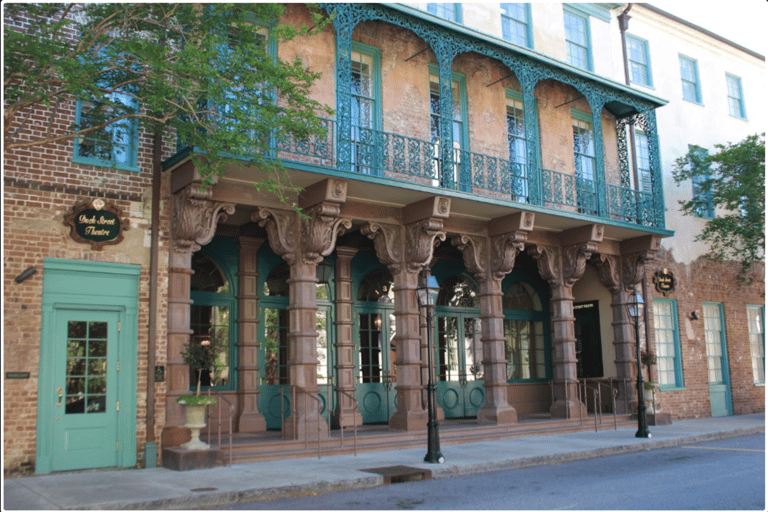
[433,263,484,418]
[354,265,396,424]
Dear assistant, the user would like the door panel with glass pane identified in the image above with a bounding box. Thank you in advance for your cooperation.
[703,303,732,416]
[436,314,484,418]
[52,310,119,471]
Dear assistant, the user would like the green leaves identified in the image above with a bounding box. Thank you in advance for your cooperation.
[5,3,332,205]
[673,133,765,282]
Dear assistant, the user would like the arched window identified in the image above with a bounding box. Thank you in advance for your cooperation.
[437,273,479,308]
[190,250,235,390]
[263,262,289,297]
[503,278,549,381]
[358,267,395,303]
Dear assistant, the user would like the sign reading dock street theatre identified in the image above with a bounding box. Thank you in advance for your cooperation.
[64,198,129,250]
[653,268,677,295]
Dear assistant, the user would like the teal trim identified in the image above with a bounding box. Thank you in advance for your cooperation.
[565,3,612,22]
[747,305,765,384]
[73,95,140,173]
[563,5,593,72]
[428,63,470,191]
[679,54,703,105]
[703,302,733,416]
[570,108,593,124]
[501,3,533,49]
[653,299,684,390]
[626,34,653,88]
[37,259,139,474]
[191,237,239,392]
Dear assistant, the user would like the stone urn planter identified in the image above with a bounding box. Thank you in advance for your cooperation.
[177,396,217,450]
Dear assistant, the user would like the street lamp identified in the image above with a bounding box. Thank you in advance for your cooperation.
[417,267,444,463]
[627,286,651,438]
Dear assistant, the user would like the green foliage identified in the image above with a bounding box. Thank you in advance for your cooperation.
[180,341,225,397]
[4,3,333,204]
[673,133,765,282]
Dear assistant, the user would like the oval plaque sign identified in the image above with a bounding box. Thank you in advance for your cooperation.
[64,199,129,250]
[653,268,676,295]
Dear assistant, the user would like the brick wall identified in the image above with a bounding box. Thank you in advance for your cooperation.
[647,247,765,419]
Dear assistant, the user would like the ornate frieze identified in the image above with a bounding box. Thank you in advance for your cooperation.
[172,184,234,254]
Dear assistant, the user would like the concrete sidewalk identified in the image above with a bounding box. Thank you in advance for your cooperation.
[4,413,764,510]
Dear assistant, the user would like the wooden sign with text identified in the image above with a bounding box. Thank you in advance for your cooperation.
[64,198,129,250]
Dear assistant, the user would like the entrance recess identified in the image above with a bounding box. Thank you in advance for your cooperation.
[574,301,604,378]
[38,259,138,474]
[703,302,733,416]
[355,267,396,424]
[434,270,484,419]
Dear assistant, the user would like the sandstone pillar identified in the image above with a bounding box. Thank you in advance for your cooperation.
[334,247,362,428]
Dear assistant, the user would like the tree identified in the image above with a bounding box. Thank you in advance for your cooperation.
[673,133,765,282]
[4,3,332,204]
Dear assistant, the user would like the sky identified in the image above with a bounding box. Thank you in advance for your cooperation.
[635,1,766,55]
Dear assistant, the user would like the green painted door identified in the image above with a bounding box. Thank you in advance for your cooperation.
[356,311,396,423]
[435,314,485,418]
[52,310,120,471]
[703,303,733,417]
[260,305,291,430]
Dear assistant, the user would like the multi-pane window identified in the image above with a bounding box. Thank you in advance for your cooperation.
[627,35,653,87]
[74,92,139,171]
[726,73,746,119]
[429,69,466,189]
[501,3,532,48]
[679,55,702,104]
[563,8,592,71]
[747,305,765,384]
[653,300,683,388]
[427,3,462,23]
[635,130,652,194]
[350,43,380,175]
[703,303,726,384]
[689,145,714,219]
[506,90,528,202]
[572,111,596,212]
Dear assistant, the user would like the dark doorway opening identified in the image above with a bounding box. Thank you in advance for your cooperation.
[574,301,603,379]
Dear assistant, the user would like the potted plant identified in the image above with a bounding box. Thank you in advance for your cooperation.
[177,339,221,450]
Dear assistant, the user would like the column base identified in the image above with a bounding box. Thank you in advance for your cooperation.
[282,415,330,441]
[477,404,518,425]
[335,407,363,429]
[388,410,428,431]
[550,399,587,419]
[237,412,267,433]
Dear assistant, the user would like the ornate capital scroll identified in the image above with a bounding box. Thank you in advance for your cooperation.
[300,202,352,265]
[452,234,489,282]
[590,253,621,293]
[173,184,234,253]
[254,207,299,266]
[361,222,403,275]
[490,231,527,281]
[527,244,560,286]
[563,242,598,287]
[405,218,446,273]
[621,251,654,291]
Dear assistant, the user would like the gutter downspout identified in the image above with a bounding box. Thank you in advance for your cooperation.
[145,128,162,468]
[618,3,654,382]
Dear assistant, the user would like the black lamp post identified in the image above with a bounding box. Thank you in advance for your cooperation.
[627,286,651,438]
[417,267,444,464]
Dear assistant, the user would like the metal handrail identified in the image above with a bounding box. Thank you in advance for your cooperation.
[205,389,234,466]
[334,387,359,456]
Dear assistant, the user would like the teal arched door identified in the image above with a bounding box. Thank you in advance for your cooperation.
[354,265,397,424]
[433,263,484,419]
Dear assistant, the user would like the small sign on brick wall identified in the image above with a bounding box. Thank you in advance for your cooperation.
[63,198,129,250]
[653,268,676,295]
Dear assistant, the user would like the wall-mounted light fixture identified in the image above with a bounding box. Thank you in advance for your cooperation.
[688,311,699,321]
[14,266,37,284]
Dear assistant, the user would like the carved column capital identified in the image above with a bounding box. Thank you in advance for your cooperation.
[254,207,299,265]
[590,253,621,293]
[563,242,598,287]
[172,183,234,253]
[405,218,446,273]
[527,244,560,287]
[622,251,654,292]
[361,222,403,275]
[491,231,527,281]
[451,234,488,282]
[300,202,352,265]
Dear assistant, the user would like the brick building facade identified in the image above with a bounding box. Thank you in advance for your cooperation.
[3,3,763,476]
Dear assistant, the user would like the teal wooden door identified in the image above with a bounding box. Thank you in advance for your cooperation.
[52,310,120,471]
[356,311,396,424]
[435,314,485,418]
[260,305,291,430]
[703,303,733,417]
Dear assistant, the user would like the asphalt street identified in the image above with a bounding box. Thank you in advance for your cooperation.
[223,434,765,510]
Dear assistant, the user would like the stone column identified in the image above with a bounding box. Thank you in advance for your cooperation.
[164,183,234,446]
[452,212,534,424]
[362,196,451,431]
[334,246,362,428]
[237,236,267,432]
[255,179,351,440]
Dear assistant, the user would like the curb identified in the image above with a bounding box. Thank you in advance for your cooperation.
[85,426,764,510]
